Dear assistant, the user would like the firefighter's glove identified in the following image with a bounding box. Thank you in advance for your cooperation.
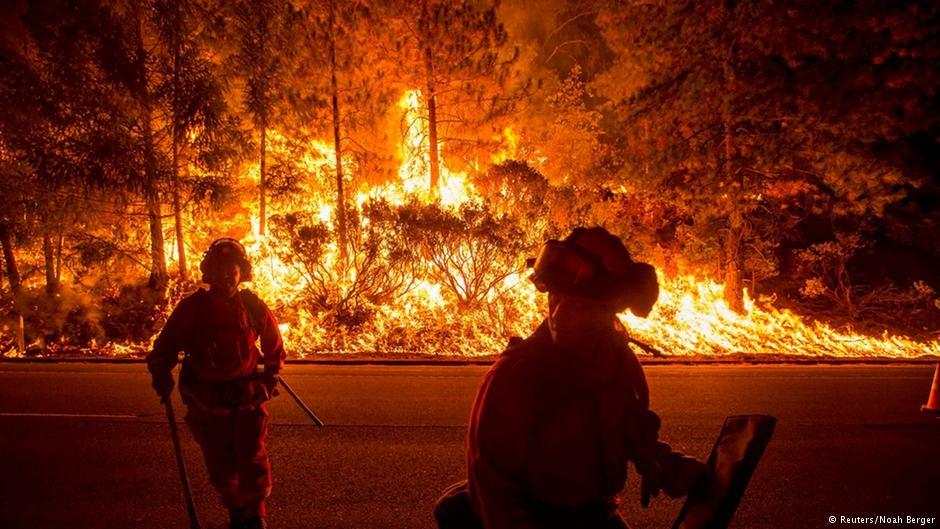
[639,460,662,508]
[152,373,174,403]
[261,370,280,399]
[660,456,709,498]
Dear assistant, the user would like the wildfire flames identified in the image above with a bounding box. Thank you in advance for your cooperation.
[7,90,939,360]
[621,276,940,359]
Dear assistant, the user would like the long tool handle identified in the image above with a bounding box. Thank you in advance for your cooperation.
[164,400,201,529]
[278,376,325,427]
[626,336,666,358]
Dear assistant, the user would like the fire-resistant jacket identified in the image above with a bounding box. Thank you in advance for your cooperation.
[146,288,285,384]
[467,321,685,529]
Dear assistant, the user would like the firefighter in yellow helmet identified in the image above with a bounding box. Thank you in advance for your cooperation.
[147,238,286,529]
[435,227,707,529]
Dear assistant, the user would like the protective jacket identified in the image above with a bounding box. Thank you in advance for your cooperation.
[466,321,689,529]
[146,288,286,406]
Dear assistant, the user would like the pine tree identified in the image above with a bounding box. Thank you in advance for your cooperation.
[226,0,292,236]
[291,0,398,257]
[88,0,231,290]
[0,0,107,296]
[382,0,523,194]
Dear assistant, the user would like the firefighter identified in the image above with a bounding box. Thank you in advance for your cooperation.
[147,238,286,529]
[434,227,707,529]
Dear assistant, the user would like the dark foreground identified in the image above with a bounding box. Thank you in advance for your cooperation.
[1,363,938,529]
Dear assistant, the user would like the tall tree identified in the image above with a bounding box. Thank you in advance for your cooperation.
[595,0,938,311]
[0,0,105,296]
[87,0,231,290]
[127,1,170,291]
[228,0,292,236]
[154,0,230,278]
[292,0,397,257]
[384,0,523,195]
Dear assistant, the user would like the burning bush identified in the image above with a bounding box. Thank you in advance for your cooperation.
[0,286,104,354]
[396,201,527,308]
[270,200,419,328]
[99,283,168,345]
[797,233,938,324]
[477,161,592,241]
[263,198,545,355]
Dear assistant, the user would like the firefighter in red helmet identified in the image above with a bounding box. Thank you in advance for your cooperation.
[147,238,286,529]
[435,227,707,529]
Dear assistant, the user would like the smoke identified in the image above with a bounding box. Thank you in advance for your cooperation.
[497,0,615,81]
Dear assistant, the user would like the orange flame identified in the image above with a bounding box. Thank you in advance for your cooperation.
[95,89,940,359]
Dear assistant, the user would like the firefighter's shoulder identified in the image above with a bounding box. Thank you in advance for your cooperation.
[161,288,209,323]
[496,333,546,372]
[499,335,529,357]
[238,288,265,306]
[487,335,544,401]
[177,287,210,307]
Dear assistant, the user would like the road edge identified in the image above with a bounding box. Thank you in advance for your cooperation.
[1,357,937,366]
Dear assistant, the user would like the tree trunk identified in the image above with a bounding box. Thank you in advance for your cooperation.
[144,112,168,291]
[147,186,168,291]
[421,0,441,195]
[55,231,63,283]
[171,143,187,281]
[171,142,187,280]
[722,230,744,312]
[259,125,267,236]
[170,2,188,281]
[256,10,269,238]
[329,1,348,258]
[720,0,744,313]
[0,223,21,295]
[43,231,58,296]
[137,8,168,293]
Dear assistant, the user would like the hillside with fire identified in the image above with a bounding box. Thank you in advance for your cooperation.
[1,0,938,359]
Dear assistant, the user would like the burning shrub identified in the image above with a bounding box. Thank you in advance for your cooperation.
[477,161,586,241]
[2,285,106,354]
[270,200,419,328]
[797,233,938,322]
[797,233,871,318]
[72,235,147,290]
[476,161,553,233]
[99,282,168,345]
[396,201,527,309]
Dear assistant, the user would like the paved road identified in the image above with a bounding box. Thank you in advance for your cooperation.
[1,363,938,529]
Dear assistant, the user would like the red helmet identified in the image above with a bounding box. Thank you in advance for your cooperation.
[527,227,659,317]
[199,238,252,283]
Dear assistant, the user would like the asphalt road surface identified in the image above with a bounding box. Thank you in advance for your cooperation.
[1,363,939,529]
